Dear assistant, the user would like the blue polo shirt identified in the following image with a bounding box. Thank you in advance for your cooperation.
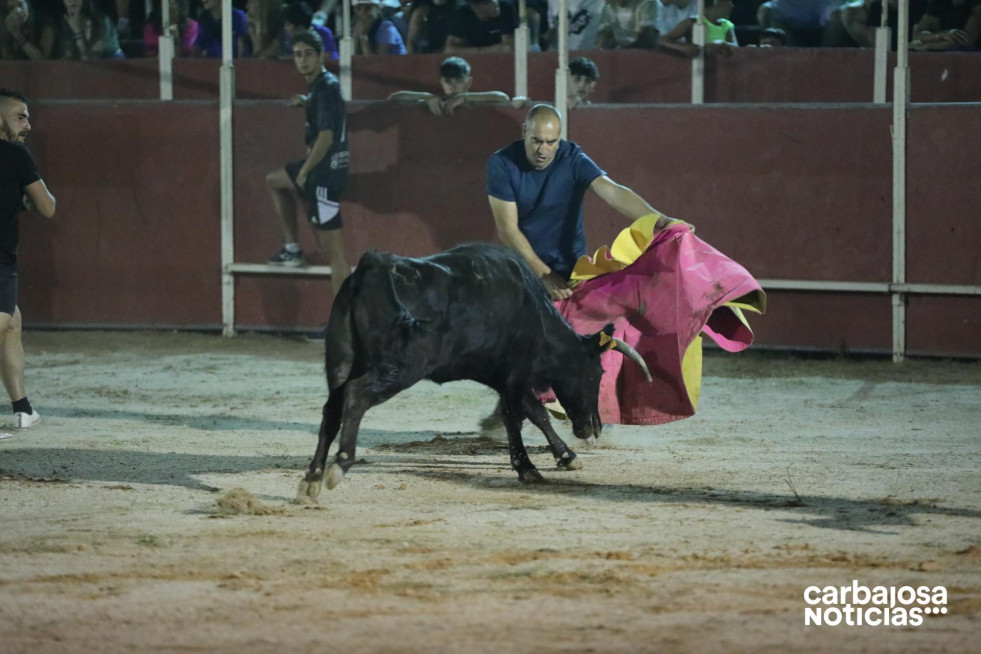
[487,139,605,278]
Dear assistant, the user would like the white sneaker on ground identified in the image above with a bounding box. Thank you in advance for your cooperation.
[15,410,40,429]
[0,432,11,440]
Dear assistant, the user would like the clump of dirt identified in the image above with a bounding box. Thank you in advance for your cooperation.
[215,488,284,515]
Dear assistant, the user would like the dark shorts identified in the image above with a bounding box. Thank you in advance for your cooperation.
[285,160,344,231]
[0,265,17,316]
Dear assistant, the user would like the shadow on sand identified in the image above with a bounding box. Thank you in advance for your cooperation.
[2,440,978,535]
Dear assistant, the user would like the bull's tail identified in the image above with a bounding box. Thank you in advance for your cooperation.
[325,271,356,390]
[326,252,422,389]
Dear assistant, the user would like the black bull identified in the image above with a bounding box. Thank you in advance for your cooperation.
[297,243,652,500]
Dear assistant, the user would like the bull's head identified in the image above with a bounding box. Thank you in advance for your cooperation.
[549,324,652,442]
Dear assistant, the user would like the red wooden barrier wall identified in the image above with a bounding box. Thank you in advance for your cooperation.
[17,99,980,356]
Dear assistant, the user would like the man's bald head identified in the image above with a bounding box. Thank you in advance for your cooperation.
[522,104,562,170]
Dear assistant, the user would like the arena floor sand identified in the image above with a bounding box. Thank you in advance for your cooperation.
[0,331,979,653]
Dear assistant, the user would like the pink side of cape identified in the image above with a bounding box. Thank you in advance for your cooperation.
[555,225,763,425]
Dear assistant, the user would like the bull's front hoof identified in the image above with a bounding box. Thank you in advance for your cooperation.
[294,472,324,503]
[556,453,583,471]
[517,467,546,483]
[325,463,345,490]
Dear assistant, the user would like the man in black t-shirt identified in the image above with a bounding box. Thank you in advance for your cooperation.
[0,88,56,437]
[445,0,519,53]
[266,30,350,298]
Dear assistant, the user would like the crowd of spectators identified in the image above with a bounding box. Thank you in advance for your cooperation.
[0,0,977,59]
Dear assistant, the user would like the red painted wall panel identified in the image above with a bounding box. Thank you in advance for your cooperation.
[748,291,893,352]
[20,102,222,326]
[907,105,981,287]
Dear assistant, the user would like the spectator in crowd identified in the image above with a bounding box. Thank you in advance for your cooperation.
[661,0,737,56]
[545,0,605,50]
[0,88,55,435]
[266,31,350,297]
[282,0,338,59]
[756,0,830,46]
[566,55,598,107]
[388,55,511,115]
[58,0,125,58]
[827,0,926,49]
[523,0,546,50]
[910,0,980,50]
[352,0,406,54]
[381,0,410,38]
[405,0,455,52]
[757,25,788,45]
[144,0,198,56]
[511,55,599,108]
[311,0,336,29]
[445,0,518,53]
[194,0,250,57]
[653,0,696,40]
[595,0,658,49]
[0,0,55,59]
[247,0,283,58]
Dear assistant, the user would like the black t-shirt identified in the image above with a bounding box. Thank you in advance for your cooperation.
[0,140,40,266]
[305,69,349,188]
[409,0,457,53]
[450,0,518,48]
[924,0,981,30]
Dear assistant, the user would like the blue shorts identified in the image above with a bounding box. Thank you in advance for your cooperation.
[285,160,344,231]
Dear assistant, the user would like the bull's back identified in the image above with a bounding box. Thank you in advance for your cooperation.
[340,244,557,386]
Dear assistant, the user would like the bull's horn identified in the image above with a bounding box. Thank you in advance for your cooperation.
[612,337,653,383]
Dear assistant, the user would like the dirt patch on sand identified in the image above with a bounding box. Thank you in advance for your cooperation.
[0,331,978,652]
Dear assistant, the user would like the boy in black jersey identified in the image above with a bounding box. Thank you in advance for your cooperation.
[266,30,350,298]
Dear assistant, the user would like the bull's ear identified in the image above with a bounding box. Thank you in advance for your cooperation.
[595,324,616,352]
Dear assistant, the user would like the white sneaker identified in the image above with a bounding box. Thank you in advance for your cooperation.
[15,410,40,429]
[0,432,11,441]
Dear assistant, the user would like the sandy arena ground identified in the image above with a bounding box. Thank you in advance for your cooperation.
[0,330,978,653]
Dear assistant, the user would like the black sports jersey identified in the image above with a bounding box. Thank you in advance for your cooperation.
[305,69,349,186]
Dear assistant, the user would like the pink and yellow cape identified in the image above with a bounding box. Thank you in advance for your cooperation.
[554,214,766,425]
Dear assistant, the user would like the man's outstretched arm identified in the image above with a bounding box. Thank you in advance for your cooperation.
[589,175,673,230]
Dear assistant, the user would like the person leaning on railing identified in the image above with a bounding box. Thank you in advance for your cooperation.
[388,55,510,115]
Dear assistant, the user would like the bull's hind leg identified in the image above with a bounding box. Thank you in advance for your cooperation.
[501,393,544,483]
[296,389,345,502]
[521,393,582,471]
